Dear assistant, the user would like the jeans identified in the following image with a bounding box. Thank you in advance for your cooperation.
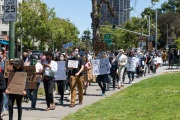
[26,83,40,108]
[57,81,65,101]
[2,93,8,112]
[127,71,135,81]
[97,74,107,94]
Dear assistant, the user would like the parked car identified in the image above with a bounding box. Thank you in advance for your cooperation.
[32,50,43,59]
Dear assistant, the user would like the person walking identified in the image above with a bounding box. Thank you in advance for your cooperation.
[26,56,43,110]
[5,61,26,120]
[42,51,57,111]
[126,51,138,84]
[55,54,67,105]
[97,52,110,96]
[116,49,127,89]
[109,54,118,91]
[69,47,84,107]
[0,72,6,120]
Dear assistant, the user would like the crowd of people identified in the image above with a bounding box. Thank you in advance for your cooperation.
[0,46,179,120]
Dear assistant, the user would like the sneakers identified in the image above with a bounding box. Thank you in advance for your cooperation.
[131,81,134,84]
[64,90,70,95]
[101,93,105,97]
[60,100,63,105]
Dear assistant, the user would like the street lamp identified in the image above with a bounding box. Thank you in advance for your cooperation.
[142,14,151,41]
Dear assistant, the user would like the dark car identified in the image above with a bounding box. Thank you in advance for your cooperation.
[32,50,43,59]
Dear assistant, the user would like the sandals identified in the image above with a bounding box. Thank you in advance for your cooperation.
[45,108,51,111]
[51,104,56,110]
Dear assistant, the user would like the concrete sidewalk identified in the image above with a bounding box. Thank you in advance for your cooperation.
[2,65,180,120]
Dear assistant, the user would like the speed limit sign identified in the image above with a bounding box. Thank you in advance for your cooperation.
[3,0,17,21]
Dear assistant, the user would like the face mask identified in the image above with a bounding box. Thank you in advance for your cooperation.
[60,57,64,61]
[46,57,51,61]
[74,51,79,56]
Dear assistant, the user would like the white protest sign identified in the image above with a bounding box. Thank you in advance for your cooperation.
[92,58,110,75]
[3,0,17,21]
[55,61,66,80]
[68,60,79,68]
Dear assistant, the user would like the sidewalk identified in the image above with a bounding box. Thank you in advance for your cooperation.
[2,65,180,120]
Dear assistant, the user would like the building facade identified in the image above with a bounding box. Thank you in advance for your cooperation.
[98,0,130,25]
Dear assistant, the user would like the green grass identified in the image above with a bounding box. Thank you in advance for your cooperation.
[63,73,180,120]
[38,87,45,96]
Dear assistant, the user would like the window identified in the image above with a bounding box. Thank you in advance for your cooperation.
[2,31,7,35]
[2,5,4,11]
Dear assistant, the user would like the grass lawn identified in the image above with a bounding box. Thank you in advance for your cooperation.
[63,73,180,120]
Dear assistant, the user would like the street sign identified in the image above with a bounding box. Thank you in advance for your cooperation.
[104,34,112,44]
[3,0,17,21]
[63,42,73,49]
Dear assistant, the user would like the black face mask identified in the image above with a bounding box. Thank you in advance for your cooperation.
[46,57,49,61]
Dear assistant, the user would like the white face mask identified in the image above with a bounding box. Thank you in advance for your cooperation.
[60,57,64,61]
[74,51,79,56]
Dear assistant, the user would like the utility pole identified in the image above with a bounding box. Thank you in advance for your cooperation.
[9,22,15,59]
[155,9,158,52]
[166,24,168,49]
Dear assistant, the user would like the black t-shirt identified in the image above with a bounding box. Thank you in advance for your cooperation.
[69,56,84,76]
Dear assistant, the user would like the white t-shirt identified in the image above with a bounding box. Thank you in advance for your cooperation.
[35,63,43,83]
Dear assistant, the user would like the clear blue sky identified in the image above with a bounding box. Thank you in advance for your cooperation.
[41,0,167,37]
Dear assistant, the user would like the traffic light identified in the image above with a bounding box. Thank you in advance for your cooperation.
[91,23,93,29]
[112,24,115,31]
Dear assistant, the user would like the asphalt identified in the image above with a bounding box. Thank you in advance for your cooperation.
[2,65,180,120]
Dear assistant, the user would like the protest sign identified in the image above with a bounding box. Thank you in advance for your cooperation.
[92,58,110,75]
[55,61,66,80]
[63,42,73,49]
[7,72,27,95]
[68,60,79,68]
[4,60,24,78]
[24,66,36,89]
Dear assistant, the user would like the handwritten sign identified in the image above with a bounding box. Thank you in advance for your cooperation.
[7,72,27,95]
[92,58,110,75]
[55,61,66,80]
[68,60,79,68]
[24,66,36,89]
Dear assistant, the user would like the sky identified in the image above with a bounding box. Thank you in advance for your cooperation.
[41,0,168,37]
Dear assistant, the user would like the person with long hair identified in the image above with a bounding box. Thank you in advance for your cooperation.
[42,51,57,111]
[5,61,26,120]
[126,51,138,84]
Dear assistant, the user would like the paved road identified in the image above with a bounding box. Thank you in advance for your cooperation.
[2,65,180,120]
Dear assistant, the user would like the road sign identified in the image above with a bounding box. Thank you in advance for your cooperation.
[3,0,17,21]
[63,42,73,49]
[104,34,112,44]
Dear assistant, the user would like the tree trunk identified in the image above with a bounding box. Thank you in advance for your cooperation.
[91,0,100,42]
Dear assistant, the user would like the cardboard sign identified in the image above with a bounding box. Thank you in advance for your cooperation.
[68,60,79,68]
[4,60,24,78]
[148,42,153,51]
[92,58,110,75]
[7,72,27,95]
[94,42,106,56]
[24,66,37,89]
[55,61,66,80]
